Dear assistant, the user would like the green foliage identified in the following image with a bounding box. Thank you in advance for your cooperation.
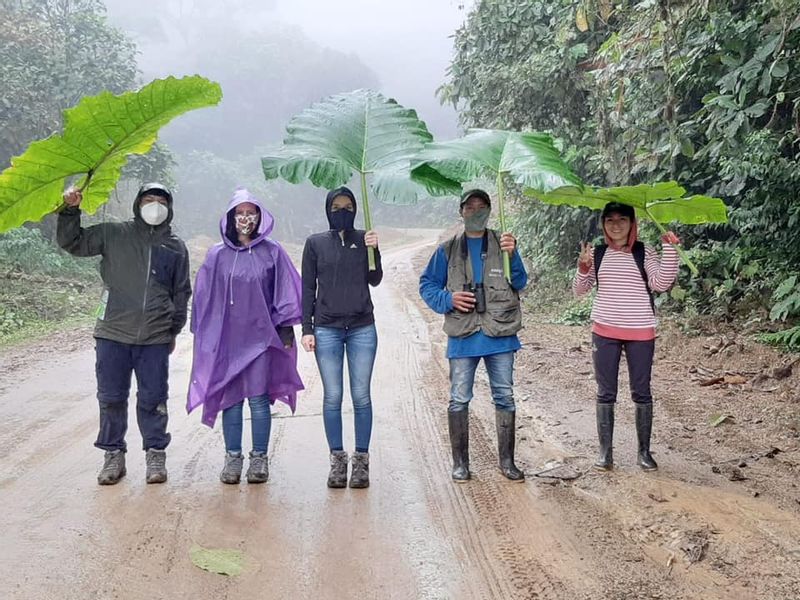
[0,227,99,341]
[759,325,800,351]
[444,0,800,320]
[554,294,593,326]
[0,227,98,279]
[0,76,223,233]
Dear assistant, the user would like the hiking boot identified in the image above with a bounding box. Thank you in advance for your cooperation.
[327,450,348,488]
[635,403,658,471]
[349,452,369,489]
[246,451,269,484]
[220,451,243,484]
[594,403,614,471]
[97,450,126,485]
[448,410,470,482]
[496,410,524,481]
[145,448,167,484]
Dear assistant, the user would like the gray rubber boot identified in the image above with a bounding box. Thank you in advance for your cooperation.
[246,451,269,484]
[496,410,524,481]
[635,403,658,471]
[594,403,614,471]
[145,448,167,484]
[327,450,348,488]
[349,452,370,488]
[97,450,126,485]
[220,451,243,484]
[448,410,470,482]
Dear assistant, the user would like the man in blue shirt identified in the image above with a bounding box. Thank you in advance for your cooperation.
[419,189,527,482]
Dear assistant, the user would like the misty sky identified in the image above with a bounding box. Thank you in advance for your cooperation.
[271,0,470,137]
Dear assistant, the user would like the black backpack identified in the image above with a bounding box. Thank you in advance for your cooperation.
[594,241,655,314]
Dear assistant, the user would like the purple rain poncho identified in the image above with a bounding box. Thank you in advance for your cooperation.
[187,188,304,427]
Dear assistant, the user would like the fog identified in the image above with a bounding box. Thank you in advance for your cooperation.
[99,0,470,242]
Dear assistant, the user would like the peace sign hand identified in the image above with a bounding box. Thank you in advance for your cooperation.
[578,242,593,274]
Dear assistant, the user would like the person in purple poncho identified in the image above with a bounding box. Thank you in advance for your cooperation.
[300,187,382,489]
[187,187,304,484]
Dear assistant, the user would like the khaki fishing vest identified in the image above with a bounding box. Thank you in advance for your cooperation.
[442,231,523,339]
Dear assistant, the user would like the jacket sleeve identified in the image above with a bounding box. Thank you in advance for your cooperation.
[368,244,383,286]
[645,244,679,292]
[419,246,454,314]
[56,206,106,256]
[301,238,317,336]
[573,248,596,297]
[170,241,192,337]
[509,250,528,291]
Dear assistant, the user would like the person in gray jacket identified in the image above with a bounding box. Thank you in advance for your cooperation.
[58,183,191,485]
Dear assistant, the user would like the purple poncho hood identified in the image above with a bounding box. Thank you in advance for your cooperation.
[187,188,304,427]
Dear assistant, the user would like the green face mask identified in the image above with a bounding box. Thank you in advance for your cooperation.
[464,208,490,232]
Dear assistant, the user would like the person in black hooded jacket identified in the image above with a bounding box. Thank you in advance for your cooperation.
[300,186,382,489]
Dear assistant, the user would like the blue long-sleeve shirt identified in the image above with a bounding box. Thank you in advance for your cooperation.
[419,236,528,359]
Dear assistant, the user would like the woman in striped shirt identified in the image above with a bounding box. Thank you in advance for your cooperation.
[573,202,679,471]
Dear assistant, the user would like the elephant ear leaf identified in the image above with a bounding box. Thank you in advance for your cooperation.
[0,75,223,233]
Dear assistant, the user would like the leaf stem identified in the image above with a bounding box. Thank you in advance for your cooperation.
[360,171,376,270]
[496,172,511,280]
[643,205,698,276]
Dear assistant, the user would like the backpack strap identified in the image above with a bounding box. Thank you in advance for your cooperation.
[594,241,655,314]
[631,241,655,314]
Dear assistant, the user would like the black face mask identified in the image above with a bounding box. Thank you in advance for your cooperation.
[329,210,355,231]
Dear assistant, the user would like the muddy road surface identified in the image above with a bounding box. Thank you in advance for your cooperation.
[1,230,798,600]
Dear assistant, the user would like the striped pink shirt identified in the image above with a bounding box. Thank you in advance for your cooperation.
[573,244,679,341]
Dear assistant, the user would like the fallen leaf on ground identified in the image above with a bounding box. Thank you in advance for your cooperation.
[709,413,734,427]
[190,545,244,576]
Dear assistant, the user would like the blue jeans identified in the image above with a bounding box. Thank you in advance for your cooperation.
[94,338,171,452]
[449,351,516,413]
[314,324,377,453]
[222,395,271,454]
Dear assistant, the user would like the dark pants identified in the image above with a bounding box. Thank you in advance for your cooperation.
[95,338,171,452]
[592,333,655,405]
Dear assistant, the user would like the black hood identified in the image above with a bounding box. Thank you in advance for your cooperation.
[325,186,357,229]
[132,182,174,227]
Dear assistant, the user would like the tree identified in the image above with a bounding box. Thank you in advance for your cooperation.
[0,0,138,168]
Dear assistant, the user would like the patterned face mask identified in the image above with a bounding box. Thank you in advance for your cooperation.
[235,213,258,235]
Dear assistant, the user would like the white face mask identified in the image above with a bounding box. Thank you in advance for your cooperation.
[140,202,169,226]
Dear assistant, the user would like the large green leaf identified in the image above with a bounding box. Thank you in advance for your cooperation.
[410,128,582,193]
[410,128,582,278]
[533,182,728,224]
[261,88,461,206]
[534,182,728,275]
[0,75,222,233]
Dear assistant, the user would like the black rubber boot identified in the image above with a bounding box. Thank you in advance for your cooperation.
[594,403,614,471]
[495,410,524,481]
[635,403,658,471]
[447,410,470,482]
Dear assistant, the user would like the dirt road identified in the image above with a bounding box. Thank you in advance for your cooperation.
[1,230,798,600]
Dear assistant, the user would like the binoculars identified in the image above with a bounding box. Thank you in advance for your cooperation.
[462,283,486,314]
